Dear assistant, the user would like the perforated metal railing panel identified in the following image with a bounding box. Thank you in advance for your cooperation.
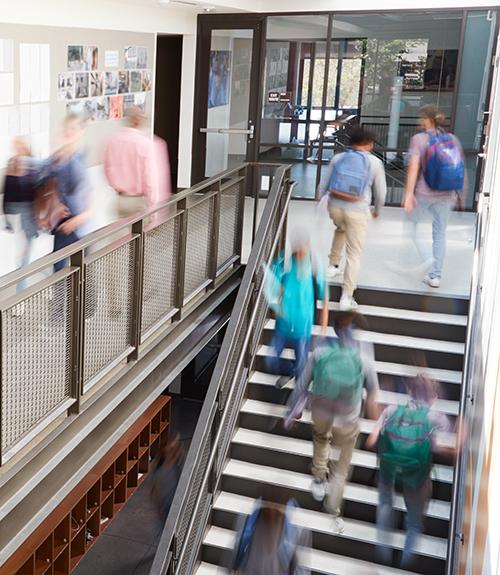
[83,240,136,387]
[141,215,180,336]
[217,180,242,271]
[184,197,214,300]
[1,276,74,454]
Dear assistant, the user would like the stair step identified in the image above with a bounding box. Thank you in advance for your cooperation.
[223,459,451,521]
[264,320,465,355]
[212,491,448,560]
[232,427,453,485]
[324,302,467,326]
[201,526,417,575]
[240,398,456,448]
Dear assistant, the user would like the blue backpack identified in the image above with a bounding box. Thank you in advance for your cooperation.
[233,499,299,573]
[328,149,371,201]
[424,131,464,192]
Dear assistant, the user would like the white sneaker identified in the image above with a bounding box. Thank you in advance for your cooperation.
[311,479,327,502]
[327,265,342,279]
[339,296,358,311]
[423,274,440,288]
[332,515,345,534]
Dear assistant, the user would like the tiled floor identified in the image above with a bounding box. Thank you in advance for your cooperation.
[72,396,202,575]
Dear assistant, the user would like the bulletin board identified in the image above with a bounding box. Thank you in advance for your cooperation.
[0,23,156,168]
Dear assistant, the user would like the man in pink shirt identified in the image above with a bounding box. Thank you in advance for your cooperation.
[103,107,172,219]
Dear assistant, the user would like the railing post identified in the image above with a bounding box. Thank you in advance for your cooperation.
[235,165,248,258]
[174,198,188,321]
[129,219,145,362]
[69,250,85,415]
[208,181,222,287]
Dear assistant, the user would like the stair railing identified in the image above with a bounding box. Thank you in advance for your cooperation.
[150,165,293,575]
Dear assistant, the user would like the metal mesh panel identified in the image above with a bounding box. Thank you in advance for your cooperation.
[177,428,212,553]
[217,181,242,270]
[178,485,210,575]
[83,240,136,386]
[1,276,73,453]
[141,216,179,336]
[184,198,214,299]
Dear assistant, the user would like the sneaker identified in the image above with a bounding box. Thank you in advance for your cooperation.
[339,296,358,311]
[332,515,345,534]
[275,375,291,390]
[311,479,327,502]
[327,265,342,279]
[423,274,440,288]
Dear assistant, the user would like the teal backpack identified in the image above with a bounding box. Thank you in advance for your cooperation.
[378,404,433,488]
[311,344,364,406]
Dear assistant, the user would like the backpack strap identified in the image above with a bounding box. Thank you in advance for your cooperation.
[233,500,262,570]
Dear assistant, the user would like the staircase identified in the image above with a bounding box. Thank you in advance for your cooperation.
[196,285,468,575]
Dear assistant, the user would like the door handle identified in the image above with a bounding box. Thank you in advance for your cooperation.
[200,126,254,136]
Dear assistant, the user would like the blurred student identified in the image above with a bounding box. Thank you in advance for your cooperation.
[150,434,184,524]
[3,137,41,291]
[366,374,453,568]
[403,105,466,288]
[48,114,92,271]
[231,485,311,575]
[266,230,328,390]
[289,311,379,533]
[318,127,386,311]
[103,106,172,219]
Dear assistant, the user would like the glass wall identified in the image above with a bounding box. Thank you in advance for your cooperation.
[258,10,496,207]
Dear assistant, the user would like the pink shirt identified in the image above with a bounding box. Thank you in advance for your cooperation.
[103,127,172,207]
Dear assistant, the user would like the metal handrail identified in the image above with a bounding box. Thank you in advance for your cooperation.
[150,165,292,575]
[0,162,255,465]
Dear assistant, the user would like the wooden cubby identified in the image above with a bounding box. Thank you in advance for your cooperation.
[3,395,171,575]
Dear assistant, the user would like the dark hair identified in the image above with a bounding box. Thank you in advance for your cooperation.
[333,311,367,332]
[419,105,446,129]
[349,127,375,147]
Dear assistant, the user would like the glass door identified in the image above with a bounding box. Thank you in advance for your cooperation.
[192,18,264,183]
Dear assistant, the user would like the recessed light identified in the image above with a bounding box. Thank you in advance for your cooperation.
[158,0,170,5]
[203,5,215,11]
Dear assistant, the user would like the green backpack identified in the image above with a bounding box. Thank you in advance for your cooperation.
[311,344,364,406]
[378,404,433,488]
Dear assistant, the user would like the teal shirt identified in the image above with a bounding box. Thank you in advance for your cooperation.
[275,255,325,340]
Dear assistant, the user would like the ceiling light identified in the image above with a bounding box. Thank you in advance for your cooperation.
[203,5,215,11]
[158,0,170,5]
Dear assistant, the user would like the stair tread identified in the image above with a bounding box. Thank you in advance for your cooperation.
[241,398,457,448]
[212,491,448,559]
[324,301,467,326]
[223,458,451,520]
[232,427,453,484]
[201,527,416,574]
[264,320,465,354]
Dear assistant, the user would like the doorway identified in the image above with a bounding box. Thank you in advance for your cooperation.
[155,34,183,192]
[191,16,265,184]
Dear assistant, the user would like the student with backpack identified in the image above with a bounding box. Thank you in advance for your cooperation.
[366,374,452,568]
[403,105,466,288]
[319,127,387,311]
[230,486,311,575]
[288,312,379,533]
[266,229,329,389]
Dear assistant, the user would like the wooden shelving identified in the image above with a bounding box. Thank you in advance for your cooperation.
[2,395,171,575]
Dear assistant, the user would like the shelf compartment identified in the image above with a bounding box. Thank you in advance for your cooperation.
[53,546,69,575]
[71,496,86,539]
[15,556,34,575]
[53,516,70,560]
[86,479,101,517]
[35,534,53,574]
[115,450,127,483]
[128,436,139,464]
[151,412,161,436]
[70,529,85,571]
[139,424,150,453]
[150,436,160,461]
[86,511,100,546]
[102,464,114,498]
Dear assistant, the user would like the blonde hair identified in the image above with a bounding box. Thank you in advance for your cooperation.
[406,374,440,406]
[420,105,446,129]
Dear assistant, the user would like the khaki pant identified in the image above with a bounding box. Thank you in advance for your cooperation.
[311,405,360,516]
[116,194,147,219]
[329,207,370,297]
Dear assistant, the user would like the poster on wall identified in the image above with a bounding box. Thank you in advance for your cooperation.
[124,46,137,70]
[123,94,135,114]
[105,50,119,68]
[68,45,85,70]
[118,71,129,94]
[130,71,141,92]
[58,73,75,101]
[95,97,109,120]
[83,99,97,121]
[109,95,123,119]
[141,70,152,91]
[104,71,118,95]
[84,46,98,71]
[208,50,231,108]
[67,100,85,116]
[75,72,89,99]
[90,71,103,97]
[137,46,147,69]
[134,92,146,113]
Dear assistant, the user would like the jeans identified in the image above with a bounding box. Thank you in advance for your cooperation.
[267,330,310,381]
[53,229,80,272]
[4,201,38,292]
[408,195,453,280]
[376,475,431,567]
